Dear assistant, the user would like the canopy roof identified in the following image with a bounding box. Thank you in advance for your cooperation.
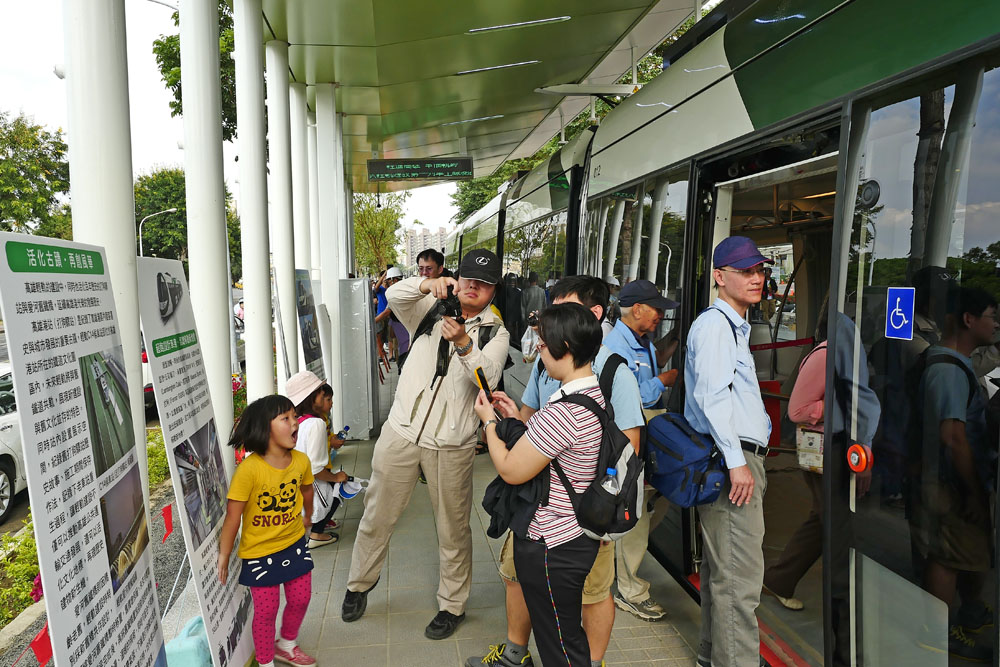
[260,0,698,191]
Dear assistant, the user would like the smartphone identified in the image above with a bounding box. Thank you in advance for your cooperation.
[474,367,493,403]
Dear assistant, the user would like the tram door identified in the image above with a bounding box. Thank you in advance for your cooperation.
[829,66,1000,666]
[700,146,839,666]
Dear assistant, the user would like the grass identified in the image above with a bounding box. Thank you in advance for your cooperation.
[0,514,39,630]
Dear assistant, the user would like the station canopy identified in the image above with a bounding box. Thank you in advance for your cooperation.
[261,0,699,191]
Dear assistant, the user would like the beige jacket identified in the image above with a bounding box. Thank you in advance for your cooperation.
[385,277,510,449]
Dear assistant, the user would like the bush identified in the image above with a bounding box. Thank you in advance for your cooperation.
[147,428,170,488]
[0,514,40,630]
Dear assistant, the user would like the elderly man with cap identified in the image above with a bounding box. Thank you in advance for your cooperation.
[686,236,773,667]
[601,278,681,621]
[342,249,509,640]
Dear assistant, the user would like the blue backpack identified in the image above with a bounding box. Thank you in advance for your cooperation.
[646,307,737,507]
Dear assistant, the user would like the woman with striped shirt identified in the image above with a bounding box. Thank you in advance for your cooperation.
[475,302,606,666]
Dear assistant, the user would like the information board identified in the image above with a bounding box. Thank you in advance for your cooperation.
[136,257,254,667]
[0,233,167,667]
[294,269,325,380]
[367,157,474,181]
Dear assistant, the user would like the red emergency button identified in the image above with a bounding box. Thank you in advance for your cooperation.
[847,443,872,473]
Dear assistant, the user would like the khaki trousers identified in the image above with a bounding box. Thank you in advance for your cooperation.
[698,453,767,667]
[347,425,476,615]
[615,486,665,602]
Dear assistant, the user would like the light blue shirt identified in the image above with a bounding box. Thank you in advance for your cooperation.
[684,299,771,469]
[521,346,644,431]
[602,319,665,408]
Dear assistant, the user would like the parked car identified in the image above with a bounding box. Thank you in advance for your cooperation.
[0,362,27,524]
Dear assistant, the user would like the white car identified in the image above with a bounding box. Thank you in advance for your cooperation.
[0,362,26,524]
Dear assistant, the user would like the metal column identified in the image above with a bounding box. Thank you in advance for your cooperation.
[334,111,349,278]
[290,82,311,270]
[307,113,321,274]
[233,0,275,400]
[266,41,298,384]
[605,200,626,281]
[645,175,671,284]
[180,0,236,476]
[315,84,344,428]
[63,0,147,501]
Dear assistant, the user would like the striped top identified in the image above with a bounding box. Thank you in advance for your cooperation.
[525,375,605,548]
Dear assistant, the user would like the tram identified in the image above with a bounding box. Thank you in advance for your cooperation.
[446,1,1000,664]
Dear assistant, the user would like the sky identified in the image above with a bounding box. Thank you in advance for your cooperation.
[1,0,454,231]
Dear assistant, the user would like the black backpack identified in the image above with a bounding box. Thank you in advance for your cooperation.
[549,355,644,541]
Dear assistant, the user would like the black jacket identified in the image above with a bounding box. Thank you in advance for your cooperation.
[481,417,550,539]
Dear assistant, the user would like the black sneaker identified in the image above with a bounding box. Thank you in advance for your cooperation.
[342,588,369,622]
[425,610,465,640]
[948,625,991,662]
[465,643,534,667]
[958,603,995,633]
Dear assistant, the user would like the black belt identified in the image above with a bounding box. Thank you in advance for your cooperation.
[741,441,768,458]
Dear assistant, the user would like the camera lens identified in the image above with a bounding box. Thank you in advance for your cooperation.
[527,314,538,327]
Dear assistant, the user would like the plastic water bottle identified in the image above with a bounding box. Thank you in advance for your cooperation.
[600,467,619,495]
[335,425,350,440]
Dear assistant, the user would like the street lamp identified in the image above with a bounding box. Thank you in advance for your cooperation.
[138,208,178,256]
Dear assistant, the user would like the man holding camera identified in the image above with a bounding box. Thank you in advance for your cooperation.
[343,249,510,641]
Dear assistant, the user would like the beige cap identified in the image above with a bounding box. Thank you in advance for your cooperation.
[286,370,324,407]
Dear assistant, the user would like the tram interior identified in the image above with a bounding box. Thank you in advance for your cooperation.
[721,159,839,665]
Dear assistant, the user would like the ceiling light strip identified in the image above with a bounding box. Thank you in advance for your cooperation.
[467,16,571,34]
[456,60,539,76]
[441,115,504,127]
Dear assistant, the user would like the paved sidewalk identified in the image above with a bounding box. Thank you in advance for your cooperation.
[298,369,701,666]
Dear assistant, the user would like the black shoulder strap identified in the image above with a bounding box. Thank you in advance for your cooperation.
[706,306,739,344]
[926,354,979,407]
[479,323,497,348]
[557,391,611,425]
[598,353,626,403]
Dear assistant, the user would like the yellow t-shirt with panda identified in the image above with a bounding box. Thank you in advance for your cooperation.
[227,450,314,558]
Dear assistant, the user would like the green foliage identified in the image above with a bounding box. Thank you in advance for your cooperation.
[233,381,247,422]
[0,514,40,630]
[353,191,409,276]
[0,111,70,234]
[134,166,242,282]
[147,429,170,488]
[34,203,73,240]
[152,1,237,142]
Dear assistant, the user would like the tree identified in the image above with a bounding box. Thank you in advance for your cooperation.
[152,1,237,142]
[353,191,409,276]
[0,111,70,233]
[34,204,73,240]
[134,166,242,282]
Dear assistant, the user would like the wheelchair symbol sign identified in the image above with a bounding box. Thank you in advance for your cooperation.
[885,287,915,340]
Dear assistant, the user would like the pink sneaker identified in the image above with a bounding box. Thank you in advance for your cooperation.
[274,645,317,666]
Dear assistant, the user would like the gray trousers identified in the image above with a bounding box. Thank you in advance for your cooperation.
[698,453,767,667]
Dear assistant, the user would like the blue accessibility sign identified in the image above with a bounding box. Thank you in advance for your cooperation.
[885,286,915,341]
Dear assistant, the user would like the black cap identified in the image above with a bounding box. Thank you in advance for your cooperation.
[618,279,679,310]
[458,249,501,284]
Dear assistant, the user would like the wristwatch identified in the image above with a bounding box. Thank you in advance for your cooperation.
[455,338,473,355]
[484,419,499,429]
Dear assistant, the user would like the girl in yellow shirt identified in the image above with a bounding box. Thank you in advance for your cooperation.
[218,394,318,667]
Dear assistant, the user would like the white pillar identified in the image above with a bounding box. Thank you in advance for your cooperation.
[290,82,311,270]
[63,0,147,502]
[266,41,298,380]
[180,0,235,477]
[627,184,646,282]
[334,112,349,278]
[233,0,275,400]
[315,84,344,428]
[307,113,321,274]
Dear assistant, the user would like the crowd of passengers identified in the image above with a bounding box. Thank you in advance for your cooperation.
[217,235,1000,667]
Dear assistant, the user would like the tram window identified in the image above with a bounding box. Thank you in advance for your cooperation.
[837,64,1000,663]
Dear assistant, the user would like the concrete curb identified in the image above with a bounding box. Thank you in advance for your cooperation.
[0,599,45,657]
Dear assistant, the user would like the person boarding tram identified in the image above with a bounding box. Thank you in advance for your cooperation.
[601,278,680,621]
[685,236,772,667]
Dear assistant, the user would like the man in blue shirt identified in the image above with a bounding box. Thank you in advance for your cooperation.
[600,279,679,622]
[602,280,680,409]
[685,236,772,667]
[466,276,644,667]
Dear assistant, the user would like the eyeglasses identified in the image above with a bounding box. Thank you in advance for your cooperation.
[720,267,768,277]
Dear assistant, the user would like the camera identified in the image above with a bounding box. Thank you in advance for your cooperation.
[527,312,539,327]
[441,285,463,320]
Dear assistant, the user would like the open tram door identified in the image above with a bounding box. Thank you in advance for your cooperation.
[654,121,844,666]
